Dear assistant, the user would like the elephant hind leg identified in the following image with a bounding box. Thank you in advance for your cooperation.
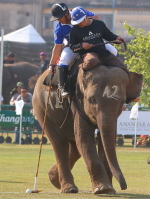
[48,165,78,193]
[48,163,60,189]
[48,141,80,192]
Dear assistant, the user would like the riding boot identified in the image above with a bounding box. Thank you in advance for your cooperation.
[58,66,70,98]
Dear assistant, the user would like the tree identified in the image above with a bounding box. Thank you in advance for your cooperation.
[116,22,150,107]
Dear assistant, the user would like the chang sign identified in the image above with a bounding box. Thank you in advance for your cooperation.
[0,110,34,127]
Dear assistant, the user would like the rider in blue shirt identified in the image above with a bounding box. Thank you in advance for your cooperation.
[49,3,101,98]
[54,9,95,45]
[49,3,117,98]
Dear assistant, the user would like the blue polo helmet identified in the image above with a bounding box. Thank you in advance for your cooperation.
[71,7,87,25]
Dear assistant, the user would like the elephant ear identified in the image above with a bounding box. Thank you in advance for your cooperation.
[126,72,143,104]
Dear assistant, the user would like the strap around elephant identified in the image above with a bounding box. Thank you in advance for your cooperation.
[72,95,97,129]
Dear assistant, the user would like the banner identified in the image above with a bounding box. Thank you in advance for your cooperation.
[117,111,150,135]
[0,110,35,127]
[129,102,139,119]
[15,99,24,115]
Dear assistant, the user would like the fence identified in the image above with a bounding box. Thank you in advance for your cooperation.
[2,41,54,66]
[0,105,150,146]
[0,105,48,144]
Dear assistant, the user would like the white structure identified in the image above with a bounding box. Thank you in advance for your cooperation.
[0,24,46,44]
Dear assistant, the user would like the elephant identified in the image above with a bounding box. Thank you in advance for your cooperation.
[2,62,39,104]
[148,157,150,164]
[32,64,142,194]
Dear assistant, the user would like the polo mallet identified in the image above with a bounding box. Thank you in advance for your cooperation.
[26,68,55,194]
[74,39,127,52]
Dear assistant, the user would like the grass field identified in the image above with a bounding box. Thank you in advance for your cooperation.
[0,143,150,199]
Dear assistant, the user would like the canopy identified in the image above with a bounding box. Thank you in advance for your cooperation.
[0,24,46,44]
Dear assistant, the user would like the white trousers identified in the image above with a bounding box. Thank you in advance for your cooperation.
[59,45,118,66]
[105,44,118,56]
[59,47,78,66]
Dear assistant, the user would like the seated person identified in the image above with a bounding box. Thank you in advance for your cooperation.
[16,87,32,106]
[69,7,128,72]
[10,82,24,105]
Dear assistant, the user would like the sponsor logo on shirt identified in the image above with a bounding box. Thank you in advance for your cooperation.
[89,31,93,35]
[83,33,101,41]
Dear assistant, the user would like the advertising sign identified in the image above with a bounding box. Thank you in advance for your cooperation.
[0,110,34,127]
[117,111,150,135]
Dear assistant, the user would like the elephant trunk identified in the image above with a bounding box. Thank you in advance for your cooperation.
[97,112,127,190]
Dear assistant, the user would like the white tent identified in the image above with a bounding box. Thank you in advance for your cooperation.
[0,24,46,44]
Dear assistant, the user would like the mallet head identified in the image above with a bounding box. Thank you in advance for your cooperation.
[26,189,42,194]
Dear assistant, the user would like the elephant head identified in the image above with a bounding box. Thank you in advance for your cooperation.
[75,65,143,190]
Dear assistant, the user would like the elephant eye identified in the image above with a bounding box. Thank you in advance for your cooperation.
[88,97,96,104]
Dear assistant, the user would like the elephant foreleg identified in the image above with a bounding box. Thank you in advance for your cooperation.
[74,113,114,194]
[48,141,81,190]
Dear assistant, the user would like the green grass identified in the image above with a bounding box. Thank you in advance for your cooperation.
[0,144,150,199]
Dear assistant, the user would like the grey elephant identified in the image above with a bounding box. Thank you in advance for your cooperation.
[32,65,142,194]
[2,62,39,104]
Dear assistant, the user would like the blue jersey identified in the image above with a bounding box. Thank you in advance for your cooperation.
[54,10,95,45]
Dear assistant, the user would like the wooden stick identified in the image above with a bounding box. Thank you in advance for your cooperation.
[74,40,121,52]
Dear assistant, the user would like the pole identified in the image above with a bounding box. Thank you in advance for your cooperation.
[134,102,139,149]
[19,98,23,145]
[33,85,51,191]
[134,118,138,149]
[112,0,115,33]
[0,27,4,105]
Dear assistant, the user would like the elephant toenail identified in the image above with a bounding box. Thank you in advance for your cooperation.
[100,186,107,191]
[94,188,100,192]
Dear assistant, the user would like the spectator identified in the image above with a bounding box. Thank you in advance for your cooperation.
[3,52,15,64]
[14,87,32,143]
[16,87,32,105]
[1,95,4,104]
[39,52,49,75]
[10,82,24,105]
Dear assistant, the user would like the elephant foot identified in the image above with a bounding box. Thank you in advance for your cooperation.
[94,185,116,195]
[62,186,78,193]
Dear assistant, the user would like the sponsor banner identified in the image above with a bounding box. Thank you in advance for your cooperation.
[0,110,34,127]
[117,111,150,135]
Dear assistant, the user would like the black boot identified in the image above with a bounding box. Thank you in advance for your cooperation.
[58,66,70,98]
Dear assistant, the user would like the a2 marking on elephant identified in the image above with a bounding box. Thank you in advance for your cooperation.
[32,64,142,194]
